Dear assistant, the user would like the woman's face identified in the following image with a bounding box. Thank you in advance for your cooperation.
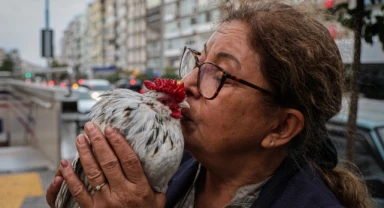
[181,21,276,158]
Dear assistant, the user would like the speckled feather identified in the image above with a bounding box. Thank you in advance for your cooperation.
[55,88,185,208]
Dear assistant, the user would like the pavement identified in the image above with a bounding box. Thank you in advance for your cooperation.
[0,121,79,208]
[0,170,55,208]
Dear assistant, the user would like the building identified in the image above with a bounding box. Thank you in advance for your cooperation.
[79,11,92,78]
[127,0,147,71]
[104,0,117,68]
[146,0,164,74]
[162,0,221,69]
[88,0,106,69]
[115,0,129,69]
[61,15,82,69]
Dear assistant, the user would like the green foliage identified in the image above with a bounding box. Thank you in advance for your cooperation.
[75,72,87,80]
[0,54,15,71]
[161,67,179,80]
[51,59,68,68]
[137,73,155,82]
[105,72,120,83]
[328,1,384,50]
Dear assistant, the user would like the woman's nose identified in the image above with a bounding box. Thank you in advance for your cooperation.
[181,67,199,98]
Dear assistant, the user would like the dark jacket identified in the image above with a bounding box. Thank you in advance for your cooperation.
[165,153,343,208]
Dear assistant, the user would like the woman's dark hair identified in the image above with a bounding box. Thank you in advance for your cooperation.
[220,1,375,207]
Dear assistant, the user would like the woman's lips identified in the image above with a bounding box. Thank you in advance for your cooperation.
[181,111,192,121]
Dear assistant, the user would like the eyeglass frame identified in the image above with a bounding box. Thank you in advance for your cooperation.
[179,46,276,100]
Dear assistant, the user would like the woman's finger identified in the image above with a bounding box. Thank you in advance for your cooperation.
[55,167,63,177]
[59,159,94,208]
[104,126,146,184]
[46,176,64,208]
[75,134,106,188]
[84,122,126,186]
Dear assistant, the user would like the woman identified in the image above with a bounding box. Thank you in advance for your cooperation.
[46,1,375,207]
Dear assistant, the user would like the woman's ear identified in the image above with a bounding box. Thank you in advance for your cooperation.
[261,108,304,149]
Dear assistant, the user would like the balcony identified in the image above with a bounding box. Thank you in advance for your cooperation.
[195,23,214,33]
[164,48,182,57]
[164,14,175,22]
[164,0,177,4]
[164,31,180,39]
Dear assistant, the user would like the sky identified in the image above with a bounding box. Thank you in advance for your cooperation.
[0,0,93,67]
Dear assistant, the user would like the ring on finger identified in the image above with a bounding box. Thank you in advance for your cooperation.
[93,182,107,191]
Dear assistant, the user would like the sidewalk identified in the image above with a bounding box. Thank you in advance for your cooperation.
[0,170,54,208]
[21,171,55,208]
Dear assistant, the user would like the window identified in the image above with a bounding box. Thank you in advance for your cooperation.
[181,18,191,31]
[165,21,178,34]
[180,0,194,16]
[198,0,208,6]
[184,39,196,46]
[147,0,161,9]
[166,39,180,50]
[191,17,197,25]
[206,11,211,22]
[148,58,161,68]
[165,3,177,15]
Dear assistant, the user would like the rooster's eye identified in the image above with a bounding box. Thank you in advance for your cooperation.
[160,100,167,104]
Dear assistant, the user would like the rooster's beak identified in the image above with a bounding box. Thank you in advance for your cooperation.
[179,100,190,109]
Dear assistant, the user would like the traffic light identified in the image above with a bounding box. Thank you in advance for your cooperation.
[25,72,32,79]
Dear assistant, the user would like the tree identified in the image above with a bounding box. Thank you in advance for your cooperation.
[0,49,19,72]
[0,54,15,71]
[51,59,68,68]
[327,0,384,163]
[161,67,179,80]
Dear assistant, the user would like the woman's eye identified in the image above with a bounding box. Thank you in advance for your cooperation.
[213,75,221,82]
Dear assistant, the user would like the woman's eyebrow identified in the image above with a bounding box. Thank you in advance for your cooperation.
[203,43,241,70]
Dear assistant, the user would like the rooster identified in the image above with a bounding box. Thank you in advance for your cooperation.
[55,78,189,208]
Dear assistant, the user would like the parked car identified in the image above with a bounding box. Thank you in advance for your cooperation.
[75,86,97,114]
[79,79,112,101]
[327,97,384,207]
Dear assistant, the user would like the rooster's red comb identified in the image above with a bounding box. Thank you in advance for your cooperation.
[143,78,185,102]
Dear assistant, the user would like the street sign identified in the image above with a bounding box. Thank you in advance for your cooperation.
[41,29,54,58]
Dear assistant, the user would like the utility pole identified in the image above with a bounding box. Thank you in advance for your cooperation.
[41,0,54,81]
[45,0,51,80]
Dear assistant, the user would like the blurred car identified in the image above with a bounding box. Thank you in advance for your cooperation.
[75,86,97,114]
[79,79,112,101]
[327,97,384,207]
[114,78,143,93]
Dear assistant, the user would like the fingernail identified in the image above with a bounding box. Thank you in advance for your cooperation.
[61,159,68,168]
[77,134,86,144]
[85,122,95,133]
[105,126,114,135]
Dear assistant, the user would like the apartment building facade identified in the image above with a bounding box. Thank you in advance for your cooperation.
[88,0,105,68]
[61,15,82,69]
[163,0,220,69]
[115,0,129,69]
[126,0,147,71]
[105,0,117,67]
[61,0,222,77]
[146,0,163,73]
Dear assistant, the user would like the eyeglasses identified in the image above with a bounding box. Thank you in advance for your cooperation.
[179,46,275,100]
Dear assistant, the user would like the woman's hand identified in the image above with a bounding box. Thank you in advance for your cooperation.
[46,122,166,208]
